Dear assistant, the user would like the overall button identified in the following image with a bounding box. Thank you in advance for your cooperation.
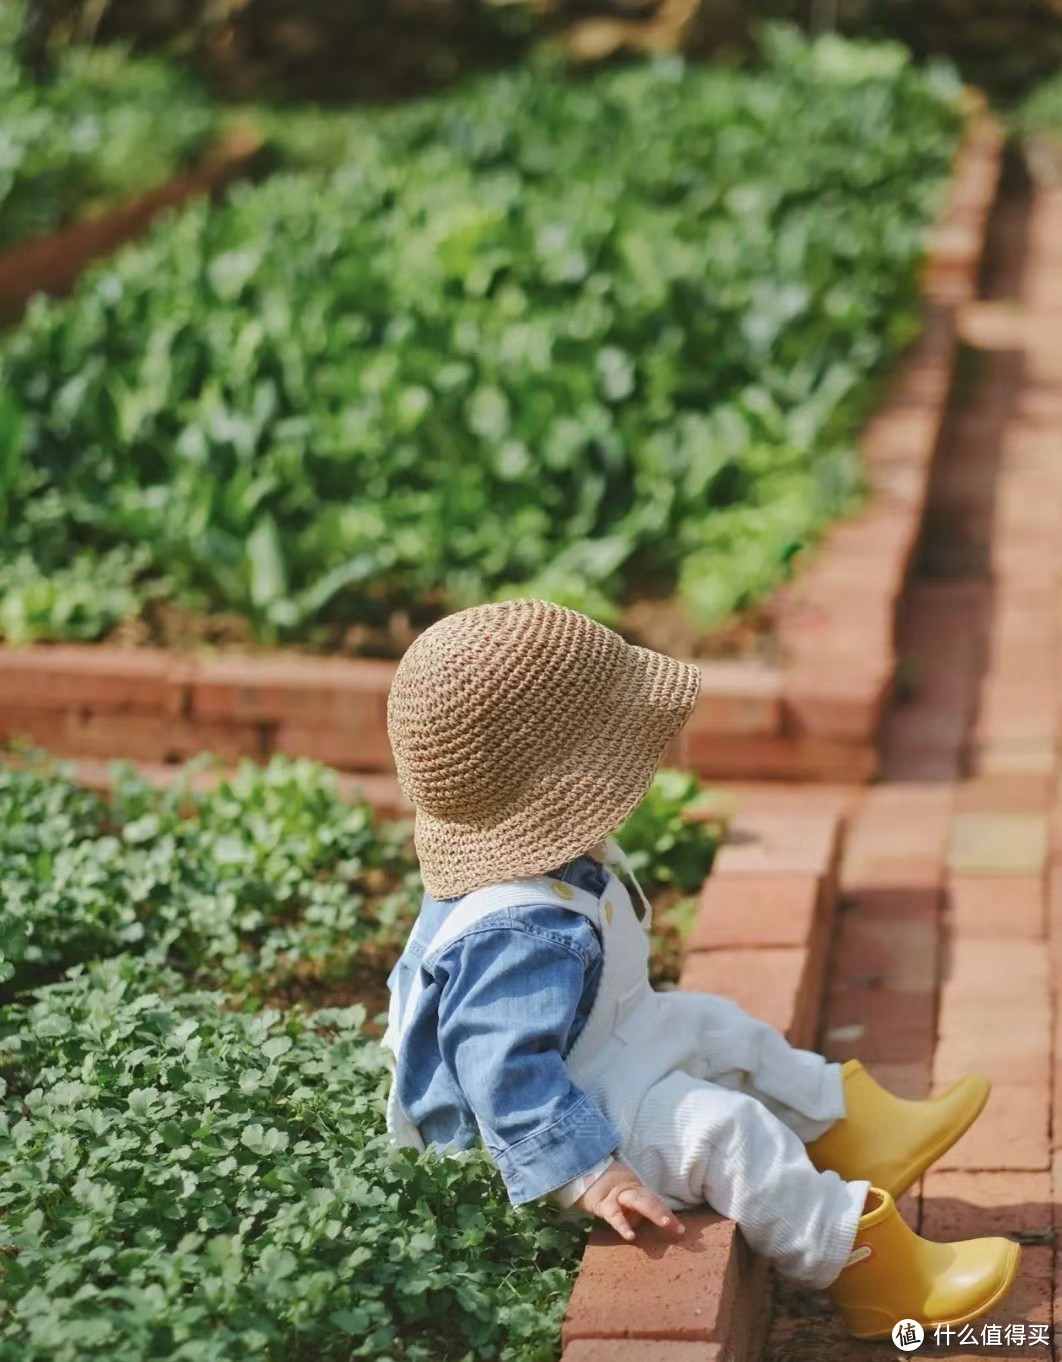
[603,899,613,924]
[552,881,574,900]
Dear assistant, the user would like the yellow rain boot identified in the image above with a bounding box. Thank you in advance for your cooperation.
[831,1188,1021,1341]
[807,1059,989,1198]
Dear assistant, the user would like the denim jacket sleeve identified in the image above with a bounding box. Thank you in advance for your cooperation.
[429,909,621,1207]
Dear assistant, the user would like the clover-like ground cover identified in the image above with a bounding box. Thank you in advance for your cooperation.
[0,754,720,1360]
[0,29,962,654]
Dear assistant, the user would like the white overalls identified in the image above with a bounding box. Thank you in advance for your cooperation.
[383,839,867,1288]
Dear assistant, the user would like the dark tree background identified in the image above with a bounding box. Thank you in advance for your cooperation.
[19,0,1062,99]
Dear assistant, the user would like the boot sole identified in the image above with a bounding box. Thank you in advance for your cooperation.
[880,1077,991,1200]
[846,1241,1022,1341]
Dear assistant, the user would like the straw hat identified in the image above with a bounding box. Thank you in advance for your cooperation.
[386,599,701,900]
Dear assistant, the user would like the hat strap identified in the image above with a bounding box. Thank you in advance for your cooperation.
[602,835,654,931]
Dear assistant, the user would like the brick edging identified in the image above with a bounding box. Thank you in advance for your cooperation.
[559,799,846,1362]
[0,111,1002,784]
[0,128,262,323]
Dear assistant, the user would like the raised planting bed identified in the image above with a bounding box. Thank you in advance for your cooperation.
[0,3,257,321]
[0,751,723,1362]
[0,128,263,324]
[0,33,995,781]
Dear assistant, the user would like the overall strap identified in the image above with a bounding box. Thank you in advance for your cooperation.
[602,836,654,930]
[422,875,603,966]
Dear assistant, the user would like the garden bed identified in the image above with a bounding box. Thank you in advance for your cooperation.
[0,128,263,324]
[0,751,722,1361]
[0,129,1002,781]
[0,3,254,321]
[0,33,994,781]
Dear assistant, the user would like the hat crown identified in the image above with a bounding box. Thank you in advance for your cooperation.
[387,599,625,822]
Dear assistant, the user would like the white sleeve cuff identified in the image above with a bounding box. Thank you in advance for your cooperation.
[545,1153,617,1209]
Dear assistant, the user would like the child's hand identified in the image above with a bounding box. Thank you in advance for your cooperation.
[574,1161,686,1242]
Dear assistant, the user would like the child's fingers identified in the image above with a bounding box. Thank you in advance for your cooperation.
[616,1186,686,1237]
[600,1201,637,1242]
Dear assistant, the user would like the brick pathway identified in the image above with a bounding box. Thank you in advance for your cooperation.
[765,159,1062,1358]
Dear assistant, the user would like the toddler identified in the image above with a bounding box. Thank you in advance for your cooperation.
[383,599,1020,1340]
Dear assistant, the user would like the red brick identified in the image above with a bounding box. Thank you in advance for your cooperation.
[829,912,939,994]
[822,988,936,1065]
[191,654,395,726]
[937,938,1049,998]
[933,1085,1049,1172]
[0,708,263,764]
[712,812,840,879]
[841,785,953,874]
[879,745,961,782]
[969,739,1056,778]
[685,664,783,739]
[935,1021,1049,1088]
[921,1171,1052,1239]
[946,876,1044,939]
[953,774,1053,813]
[563,1344,722,1362]
[710,782,861,821]
[837,886,941,924]
[840,855,946,892]
[975,681,1057,746]
[271,719,395,773]
[0,644,187,714]
[780,617,893,678]
[562,1213,744,1344]
[880,701,969,759]
[682,732,876,783]
[782,667,891,742]
[948,813,1049,875]
[687,875,822,952]
[679,949,809,1045]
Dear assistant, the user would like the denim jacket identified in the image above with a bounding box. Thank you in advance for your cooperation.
[385,853,622,1206]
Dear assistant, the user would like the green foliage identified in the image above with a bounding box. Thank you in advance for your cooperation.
[1017,69,1062,135]
[0,2,218,249]
[0,754,420,999]
[1015,69,1062,184]
[0,753,721,1357]
[616,769,723,894]
[0,28,962,644]
[0,956,585,1362]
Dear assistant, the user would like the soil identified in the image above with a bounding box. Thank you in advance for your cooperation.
[259,939,400,1037]
[101,590,778,663]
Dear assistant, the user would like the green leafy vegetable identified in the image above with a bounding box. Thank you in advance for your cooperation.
[0,957,585,1362]
[0,752,722,1359]
[0,2,218,248]
[0,28,962,645]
